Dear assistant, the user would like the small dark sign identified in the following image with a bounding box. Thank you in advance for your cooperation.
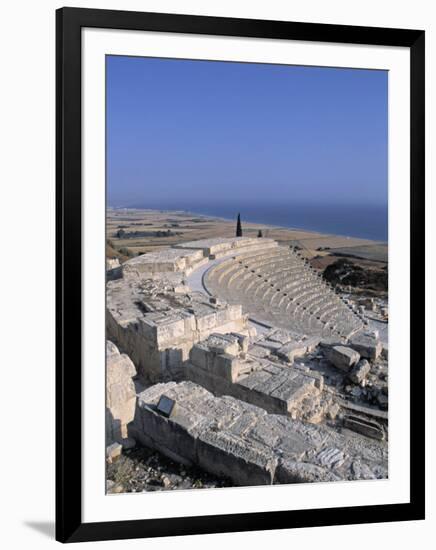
[156,395,176,418]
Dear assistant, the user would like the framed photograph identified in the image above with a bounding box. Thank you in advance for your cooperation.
[56,7,425,543]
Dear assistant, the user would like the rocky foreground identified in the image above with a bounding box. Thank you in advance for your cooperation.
[107,445,232,494]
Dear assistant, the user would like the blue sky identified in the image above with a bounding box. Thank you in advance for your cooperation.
[106,56,387,208]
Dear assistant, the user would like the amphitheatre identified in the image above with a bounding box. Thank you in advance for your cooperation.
[106,215,389,491]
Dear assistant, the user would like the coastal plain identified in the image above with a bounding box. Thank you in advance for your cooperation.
[106,208,387,267]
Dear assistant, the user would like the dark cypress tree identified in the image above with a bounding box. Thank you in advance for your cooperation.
[257,229,263,238]
[236,213,242,237]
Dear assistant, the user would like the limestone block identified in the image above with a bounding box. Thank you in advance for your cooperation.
[257,340,282,352]
[133,405,199,465]
[275,459,341,484]
[304,336,321,352]
[263,329,294,345]
[315,447,345,468]
[237,369,273,390]
[106,341,137,444]
[230,332,250,353]
[351,460,378,480]
[197,312,218,333]
[349,359,371,385]
[185,361,231,397]
[206,333,240,356]
[226,304,244,321]
[106,258,120,270]
[305,371,324,391]
[161,347,185,377]
[106,442,122,463]
[248,345,272,359]
[343,415,384,440]
[175,237,277,257]
[122,248,204,278]
[156,316,189,346]
[275,341,307,364]
[319,337,345,348]
[381,343,389,360]
[189,345,210,370]
[349,331,382,360]
[196,429,277,486]
[133,381,387,484]
[326,346,360,372]
[214,353,241,382]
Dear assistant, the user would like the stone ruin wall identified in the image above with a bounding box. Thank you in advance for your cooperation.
[107,298,251,383]
[131,380,387,486]
[106,341,137,446]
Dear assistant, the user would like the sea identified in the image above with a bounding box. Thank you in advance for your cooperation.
[130,202,388,242]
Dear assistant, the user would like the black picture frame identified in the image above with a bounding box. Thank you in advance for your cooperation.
[56,7,425,543]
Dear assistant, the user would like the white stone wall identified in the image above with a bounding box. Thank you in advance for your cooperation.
[106,341,137,445]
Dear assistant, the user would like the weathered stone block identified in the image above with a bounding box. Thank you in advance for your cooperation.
[349,331,382,360]
[156,317,188,346]
[106,341,137,444]
[343,415,384,440]
[106,442,122,463]
[231,332,249,353]
[276,459,341,484]
[206,333,240,356]
[189,344,210,369]
[215,353,240,382]
[196,312,217,332]
[275,341,307,363]
[349,359,371,385]
[133,381,387,484]
[304,336,321,352]
[197,429,277,486]
[326,345,360,372]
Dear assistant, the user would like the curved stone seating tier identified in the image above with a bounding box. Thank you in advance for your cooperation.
[279,281,323,303]
[175,236,278,258]
[209,248,299,276]
[310,295,341,316]
[253,265,308,286]
[253,273,316,298]
[226,261,302,286]
[204,245,363,339]
[209,262,305,293]
[264,277,315,299]
[236,249,290,266]
[298,294,339,316]
[317,302,351,321]
[221,257,294,281]
[241,255,301,271]
[211,253,292,282]
[249,269,305,294]
[215,249,284,271]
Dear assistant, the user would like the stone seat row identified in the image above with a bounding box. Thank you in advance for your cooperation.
[213,254,299,284]
[204,246,363,339]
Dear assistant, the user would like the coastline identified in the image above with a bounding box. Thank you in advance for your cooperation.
[169,208,387,245]
[108,206,387,246]
[107,207,388,265]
